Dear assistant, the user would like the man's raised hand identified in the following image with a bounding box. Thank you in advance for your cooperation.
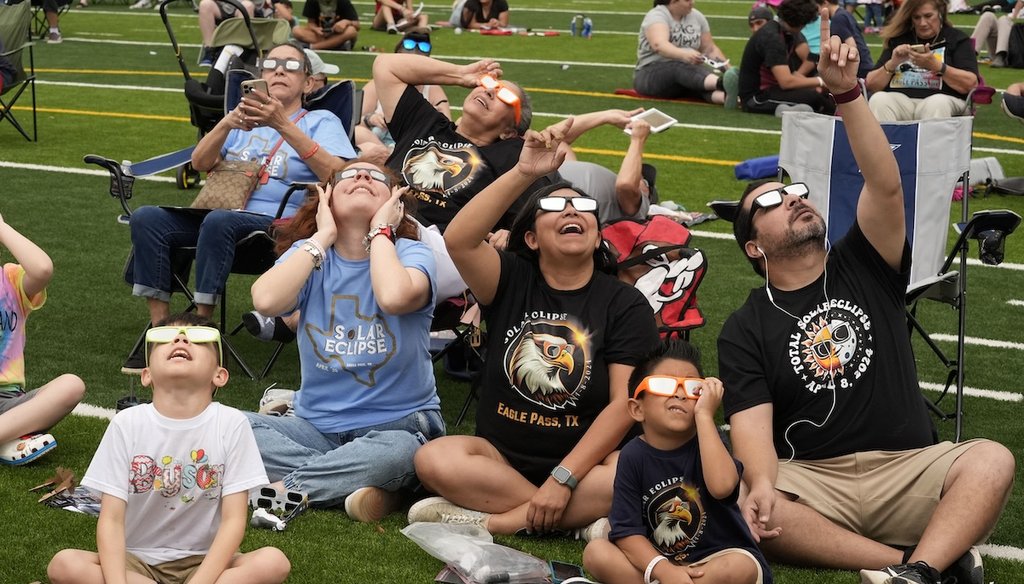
[817,6,860,94]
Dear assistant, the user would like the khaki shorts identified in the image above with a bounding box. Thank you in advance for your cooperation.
[688,548,764,584]
[776,440,984,547]
[125,553,205,584]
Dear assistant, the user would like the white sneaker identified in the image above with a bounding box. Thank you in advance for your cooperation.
[774,103,814,118]
[572,517,610,542]
[129,0,152,9]
[258,386,296,416]
[407,496,489,528]
[344,486,402,523]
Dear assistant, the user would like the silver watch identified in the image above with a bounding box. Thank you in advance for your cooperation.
[551,465,578,490]
[301,242,324,270]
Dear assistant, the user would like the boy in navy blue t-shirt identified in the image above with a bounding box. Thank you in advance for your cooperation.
[583,340,771,584]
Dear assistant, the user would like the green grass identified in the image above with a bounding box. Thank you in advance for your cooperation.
[1,1,1024,582]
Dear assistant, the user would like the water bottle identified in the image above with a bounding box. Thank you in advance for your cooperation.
[121,160,133,177]
[582,16,592,39]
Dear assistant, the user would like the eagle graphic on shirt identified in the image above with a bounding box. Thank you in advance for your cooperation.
[503,319,591,410]
[646,482,706,562]
[401,142,481,196]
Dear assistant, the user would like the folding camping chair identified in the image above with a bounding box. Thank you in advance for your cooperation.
[85,76,361,380]
[776,112,1019,441]
[602,215,707,338]
[28,0,69,40]
[85,150,309,380]
[0,0,36,141]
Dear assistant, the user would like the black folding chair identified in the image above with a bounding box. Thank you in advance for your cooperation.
[0,0,36,141]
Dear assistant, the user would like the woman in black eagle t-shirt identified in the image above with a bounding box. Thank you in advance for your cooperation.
[410,120,660,536]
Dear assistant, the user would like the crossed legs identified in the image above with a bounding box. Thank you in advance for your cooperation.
[413,435,616,535]
[48,547,290,584]
[752,441,1015,572]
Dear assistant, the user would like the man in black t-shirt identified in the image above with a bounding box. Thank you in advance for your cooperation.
[292,0,360,50]
[737,0,834,115]
[720,16,1013,584]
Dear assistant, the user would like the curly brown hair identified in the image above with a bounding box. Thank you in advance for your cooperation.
[273,160,419,255]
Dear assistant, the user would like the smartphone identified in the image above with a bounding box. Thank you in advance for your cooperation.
[624,108,678,135]
[909,44,928,53]
[240,79,269,97]
[549,560,584,584]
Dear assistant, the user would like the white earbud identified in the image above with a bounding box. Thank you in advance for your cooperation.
[756,245,766,258]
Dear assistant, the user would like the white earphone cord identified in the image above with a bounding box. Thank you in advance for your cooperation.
[760,237,838,463]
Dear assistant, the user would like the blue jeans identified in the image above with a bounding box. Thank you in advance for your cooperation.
[129,207,272,306]
[864,4,884,28]
[244,409,446,507]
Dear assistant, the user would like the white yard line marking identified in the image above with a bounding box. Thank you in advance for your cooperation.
[930,334,1024,351]
[0,160,177,182]
[919,382,1023,402]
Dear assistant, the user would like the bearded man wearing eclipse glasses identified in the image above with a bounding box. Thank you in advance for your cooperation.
[718,13,1012,584]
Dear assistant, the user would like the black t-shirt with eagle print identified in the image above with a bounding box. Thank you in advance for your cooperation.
[476,252,660,486]
[385,85,525,233]
[609,437,772,582]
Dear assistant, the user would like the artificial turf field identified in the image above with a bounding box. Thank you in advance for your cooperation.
[1,0,1024,581]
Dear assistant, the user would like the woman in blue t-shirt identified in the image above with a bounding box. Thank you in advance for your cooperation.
[123,42,356,371]
[246,159,444,523]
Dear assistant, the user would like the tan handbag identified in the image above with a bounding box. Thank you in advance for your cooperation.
[190,159,264,210]
[190,111,308,210]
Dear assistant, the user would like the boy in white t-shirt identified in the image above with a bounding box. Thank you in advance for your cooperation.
[47,313,290,584]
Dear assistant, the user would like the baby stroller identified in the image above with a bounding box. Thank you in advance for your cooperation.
[159,0,289,186]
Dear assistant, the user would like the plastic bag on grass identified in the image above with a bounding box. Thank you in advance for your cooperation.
[402,522,551,583]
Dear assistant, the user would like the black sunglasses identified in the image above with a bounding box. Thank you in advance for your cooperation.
[745,183,809,235]
[536,195,599,214]
[401,39,431,53]
[333,167,391,187]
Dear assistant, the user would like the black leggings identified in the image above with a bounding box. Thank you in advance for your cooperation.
[743,86,836,116]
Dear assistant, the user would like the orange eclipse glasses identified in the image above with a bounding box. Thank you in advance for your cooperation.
[479,75,522,126]
[632,375,704,400]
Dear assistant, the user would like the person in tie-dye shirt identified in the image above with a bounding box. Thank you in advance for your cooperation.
[0,211,85,465]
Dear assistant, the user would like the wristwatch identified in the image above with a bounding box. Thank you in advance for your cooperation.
[550,465,578,490]
[363,224,396,251]
[301,242,323,270]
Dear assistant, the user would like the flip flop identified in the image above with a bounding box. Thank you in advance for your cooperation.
[0,433,57,466]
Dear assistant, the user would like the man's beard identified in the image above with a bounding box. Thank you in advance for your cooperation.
[771,214,827,259]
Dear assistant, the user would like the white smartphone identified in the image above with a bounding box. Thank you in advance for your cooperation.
[240,79,269,97]
[625,108,678,135]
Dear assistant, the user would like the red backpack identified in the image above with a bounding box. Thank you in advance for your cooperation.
[602,216,707,336]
